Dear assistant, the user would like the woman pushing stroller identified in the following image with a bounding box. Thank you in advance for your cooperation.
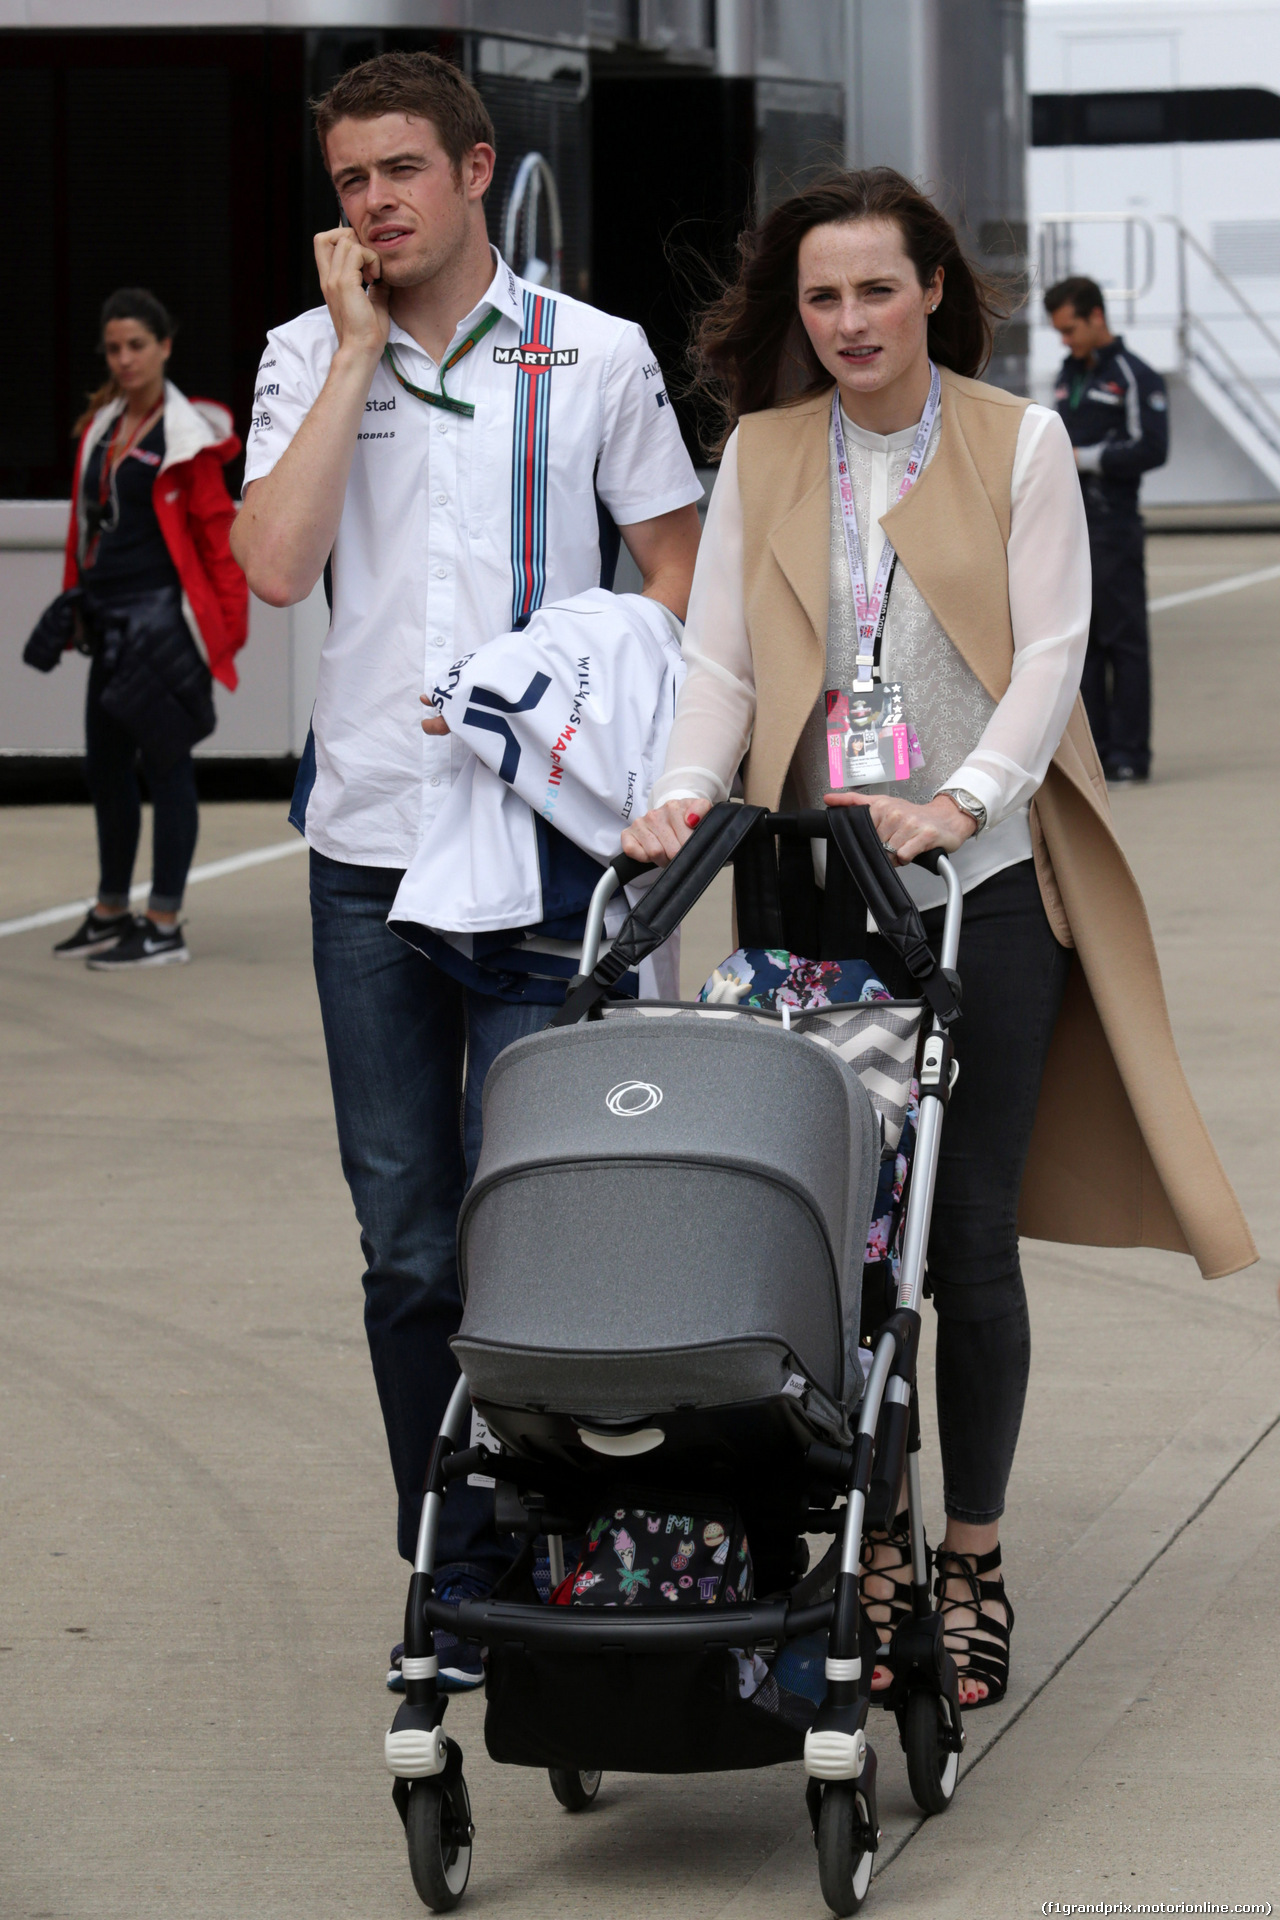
[623,167,1256,1709]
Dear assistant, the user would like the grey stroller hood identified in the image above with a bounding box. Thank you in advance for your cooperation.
[453,1012,880,1427]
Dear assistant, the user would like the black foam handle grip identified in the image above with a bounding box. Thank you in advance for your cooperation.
[609,851,656,886]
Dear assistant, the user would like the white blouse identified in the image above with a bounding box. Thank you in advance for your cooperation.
[654,399,1092,911]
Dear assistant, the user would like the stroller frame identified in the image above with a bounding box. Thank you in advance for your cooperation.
[385,805,968,1916]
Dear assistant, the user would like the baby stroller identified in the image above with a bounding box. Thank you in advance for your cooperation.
[384,803,968,1916]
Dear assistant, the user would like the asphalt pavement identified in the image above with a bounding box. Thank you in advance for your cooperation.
[1,534,1277,1919]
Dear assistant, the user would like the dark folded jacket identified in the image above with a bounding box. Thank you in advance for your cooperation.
[25,583,215,771]
[23,587,84,671]
[88,586,217,772]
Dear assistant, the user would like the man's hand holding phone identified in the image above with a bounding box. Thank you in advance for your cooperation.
[314,226,391,363]
[233,228,393,605]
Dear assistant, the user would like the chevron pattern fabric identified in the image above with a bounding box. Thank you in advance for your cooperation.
[792,1003,924,1151]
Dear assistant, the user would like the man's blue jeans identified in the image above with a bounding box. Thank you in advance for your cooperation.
[310,850,552,1576]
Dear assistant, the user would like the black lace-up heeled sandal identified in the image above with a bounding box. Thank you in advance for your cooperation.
[933,1544,1015,1709]
[859,1508,923,1689]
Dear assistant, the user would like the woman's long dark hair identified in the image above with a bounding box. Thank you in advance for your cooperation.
[74,287,175,436]
[691,168,1014,454]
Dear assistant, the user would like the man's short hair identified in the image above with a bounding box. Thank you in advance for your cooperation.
[1044,275,1107,321]
[312,49,496,177]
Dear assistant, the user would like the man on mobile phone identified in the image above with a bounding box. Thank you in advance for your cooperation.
[231,50,702,1690]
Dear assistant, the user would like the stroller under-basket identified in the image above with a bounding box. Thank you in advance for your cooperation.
[385,802,969,1916]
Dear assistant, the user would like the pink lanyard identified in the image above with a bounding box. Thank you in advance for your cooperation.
[831,361,941,688]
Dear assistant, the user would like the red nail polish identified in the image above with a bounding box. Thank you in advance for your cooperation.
[685,812,701,828]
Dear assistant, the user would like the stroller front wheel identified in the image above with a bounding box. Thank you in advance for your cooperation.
[406,1771,473,1911]
[817,1781,875,1916]
[904,1689,960,1815]
[548,1767,602,1811]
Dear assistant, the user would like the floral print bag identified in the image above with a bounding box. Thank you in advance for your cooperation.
[553,1505,754,1608]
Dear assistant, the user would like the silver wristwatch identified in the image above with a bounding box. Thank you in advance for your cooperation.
[938,786,987,833]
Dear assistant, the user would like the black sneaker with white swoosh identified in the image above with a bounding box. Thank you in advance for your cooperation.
[52,908,132,958]
[86,917,189,969]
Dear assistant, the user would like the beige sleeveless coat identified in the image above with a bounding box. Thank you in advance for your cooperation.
[735,369,1255,1280]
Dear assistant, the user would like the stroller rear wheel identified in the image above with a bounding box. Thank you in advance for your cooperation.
[817,1781,875,1916]
[406,1771,473,1911]
[904,1689,960,1815]
[548,1767,602,1811]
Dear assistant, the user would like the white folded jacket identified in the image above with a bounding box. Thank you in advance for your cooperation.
[389,587,685,945]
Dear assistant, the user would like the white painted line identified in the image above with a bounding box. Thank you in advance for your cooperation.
[1148,560,1280,613]
[176,839,307,888]
[0,837,305,941]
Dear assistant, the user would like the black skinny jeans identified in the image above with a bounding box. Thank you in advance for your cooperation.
[868,858,1071,1524]
[84,652,199,915]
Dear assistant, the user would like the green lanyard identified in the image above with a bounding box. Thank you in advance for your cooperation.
[382,308,500,419]
[1068,369,1089,411]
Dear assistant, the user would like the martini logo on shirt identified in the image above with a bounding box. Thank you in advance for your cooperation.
[494,343,579,370]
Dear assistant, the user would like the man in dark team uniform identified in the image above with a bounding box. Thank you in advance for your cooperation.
[1046,276,1169,783]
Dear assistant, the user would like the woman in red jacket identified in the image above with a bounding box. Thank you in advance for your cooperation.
[54,288,248,968]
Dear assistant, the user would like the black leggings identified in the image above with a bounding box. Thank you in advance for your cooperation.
[85,653,199,915]
[869,859,1071,1524]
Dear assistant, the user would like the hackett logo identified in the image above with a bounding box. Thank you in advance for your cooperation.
[494,344,579,369]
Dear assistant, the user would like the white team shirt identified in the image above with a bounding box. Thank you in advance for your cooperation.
[244,249,703,867]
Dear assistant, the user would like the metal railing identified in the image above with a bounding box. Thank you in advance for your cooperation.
[1167,218,1280,463]
[1038,211,1156,308]
[1038,210,1280,471]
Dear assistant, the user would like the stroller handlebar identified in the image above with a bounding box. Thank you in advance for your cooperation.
[613,811,944,878]
[564,805,963,1026]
